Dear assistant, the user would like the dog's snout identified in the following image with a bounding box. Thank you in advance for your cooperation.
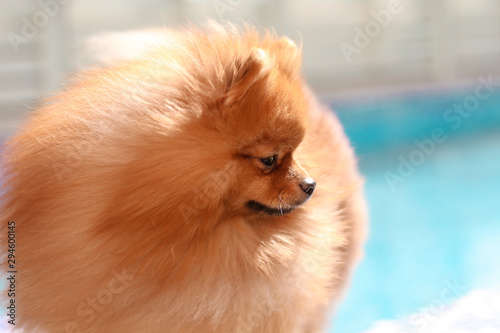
[300,178,316,196]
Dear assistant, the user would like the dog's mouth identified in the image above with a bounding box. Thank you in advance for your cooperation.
[246,200,297,216]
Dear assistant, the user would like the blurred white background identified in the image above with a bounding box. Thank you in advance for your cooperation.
[1,0,500,136]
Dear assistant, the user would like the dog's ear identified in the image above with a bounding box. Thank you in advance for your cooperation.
[275,37,302,78]
[222,48,271,106]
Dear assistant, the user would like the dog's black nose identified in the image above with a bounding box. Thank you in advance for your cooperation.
[300,178,316,196]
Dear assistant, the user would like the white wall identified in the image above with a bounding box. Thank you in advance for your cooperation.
[1,0,499,135]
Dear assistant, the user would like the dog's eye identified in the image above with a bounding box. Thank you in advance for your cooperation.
[260,155,277,167]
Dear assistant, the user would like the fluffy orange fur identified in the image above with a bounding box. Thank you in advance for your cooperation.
[1,24,366,333]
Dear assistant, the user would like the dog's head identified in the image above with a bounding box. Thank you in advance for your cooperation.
[202,37,315,218]
[100,29,316,228]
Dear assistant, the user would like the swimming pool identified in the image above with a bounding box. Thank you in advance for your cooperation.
[329,85,500,332]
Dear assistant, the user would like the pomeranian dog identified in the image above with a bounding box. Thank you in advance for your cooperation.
[1,23,366,333]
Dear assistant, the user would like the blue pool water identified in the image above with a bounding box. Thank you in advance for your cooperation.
[329,88,500,332]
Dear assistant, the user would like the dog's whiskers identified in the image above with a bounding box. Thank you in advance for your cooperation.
[278,195,292,209]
